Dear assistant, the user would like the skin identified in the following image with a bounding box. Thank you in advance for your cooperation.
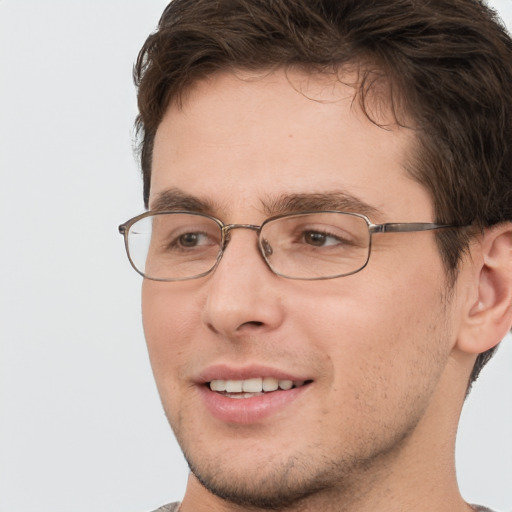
[142,69,489,512]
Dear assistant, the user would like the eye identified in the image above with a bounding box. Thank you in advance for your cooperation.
[177,232,210,248]
[167,230,219,252]
[303,230,343,247]
[159,224,221,252]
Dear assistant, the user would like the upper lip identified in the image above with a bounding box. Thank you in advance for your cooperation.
[196,364,312,384]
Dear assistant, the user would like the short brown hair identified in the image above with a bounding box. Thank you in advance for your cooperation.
[134,0,512,385]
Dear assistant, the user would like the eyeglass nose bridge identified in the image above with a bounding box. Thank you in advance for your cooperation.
[220,223,262,248]
[218,223,276,270]
[203,223,276,282]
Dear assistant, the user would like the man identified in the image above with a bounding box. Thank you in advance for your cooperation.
[119,0,512,510]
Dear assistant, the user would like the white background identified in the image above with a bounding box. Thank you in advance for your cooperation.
[0,1,511,511]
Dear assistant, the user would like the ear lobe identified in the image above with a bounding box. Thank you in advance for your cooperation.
[457,224,512,355]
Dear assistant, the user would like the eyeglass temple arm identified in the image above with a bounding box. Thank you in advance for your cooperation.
[370,222,457,234]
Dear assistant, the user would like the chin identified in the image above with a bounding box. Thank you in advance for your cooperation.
[183,449,344,510]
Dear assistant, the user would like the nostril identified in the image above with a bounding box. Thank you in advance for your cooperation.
[241,321,264,328]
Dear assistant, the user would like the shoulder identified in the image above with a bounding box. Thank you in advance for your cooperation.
[472,506,497,512]
[148,503,180,512]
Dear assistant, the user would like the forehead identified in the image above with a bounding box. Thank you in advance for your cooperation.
[150,68,431,222]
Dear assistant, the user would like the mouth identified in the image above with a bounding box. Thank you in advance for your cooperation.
[198,368,313,423]
[208,377,312,398]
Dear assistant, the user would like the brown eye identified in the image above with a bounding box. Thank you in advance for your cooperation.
[304,231,327,246]
[303,231,342,247]
[179,233,203,247]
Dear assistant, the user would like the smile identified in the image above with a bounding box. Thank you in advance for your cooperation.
[209,377,308,397]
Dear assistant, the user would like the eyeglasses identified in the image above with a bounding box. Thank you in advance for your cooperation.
[119,210,457,281]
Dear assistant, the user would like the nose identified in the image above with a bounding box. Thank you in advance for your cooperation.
[201,227,285,338]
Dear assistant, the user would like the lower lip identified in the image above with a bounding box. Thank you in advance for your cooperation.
[198,384,310,424]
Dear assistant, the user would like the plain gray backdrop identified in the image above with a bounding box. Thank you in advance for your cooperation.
[0,1,511,511]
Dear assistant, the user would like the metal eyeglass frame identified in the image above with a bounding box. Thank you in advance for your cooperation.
[118,210,461,281]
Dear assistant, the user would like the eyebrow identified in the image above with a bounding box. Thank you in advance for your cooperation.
[151,188,219,214]
[150,187,383,219]
[261,192,382,218]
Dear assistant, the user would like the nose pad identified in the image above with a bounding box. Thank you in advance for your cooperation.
[221,230,232,250]
[261,238,273,256]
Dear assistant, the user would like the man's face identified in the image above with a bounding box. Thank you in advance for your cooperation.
[142,69,461,507]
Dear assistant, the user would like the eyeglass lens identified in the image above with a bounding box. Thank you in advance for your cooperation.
[126,212,371,281]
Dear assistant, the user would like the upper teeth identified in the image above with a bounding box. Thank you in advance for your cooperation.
[209,377,305,393]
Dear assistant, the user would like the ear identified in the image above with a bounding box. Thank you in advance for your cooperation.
[456,223,512,355]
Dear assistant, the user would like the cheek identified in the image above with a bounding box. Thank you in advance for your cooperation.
[141,281,202,382]
[295,266,452,408]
